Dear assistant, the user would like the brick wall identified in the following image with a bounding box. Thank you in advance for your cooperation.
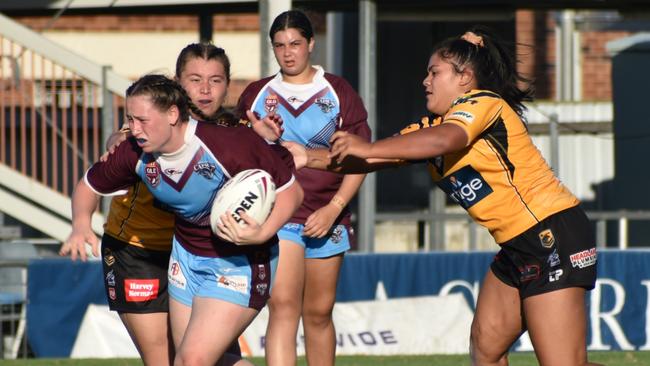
[581,30,632,100]
[516,10,632,101]
[14,14,260,32]
[516,10,556,100]
[13,11,630,102]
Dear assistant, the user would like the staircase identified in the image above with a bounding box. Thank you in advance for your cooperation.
[0,12,131,241]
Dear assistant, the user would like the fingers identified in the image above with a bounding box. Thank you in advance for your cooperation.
[328,131,350,161]
[60,239,84,261]
[59,242,71,257]
[99,146,116,163]
[61,231,100,262]
[329,130,348,145]
[238,211,259,227]
[303,223,328,238]
[90,239,100,258]
[303,213,330,238]
[280,141,307,170]
[246,110,260,123]
[329,140,349,163]
[216,211,237,242]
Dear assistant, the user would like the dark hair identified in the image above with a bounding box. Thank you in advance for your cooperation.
[174,43,237,126]
[269,10,314,41]
[126,74,191,123]
[433,26,534,118]
[175,43,231,84]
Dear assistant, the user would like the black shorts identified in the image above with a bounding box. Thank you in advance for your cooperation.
[490,206,597,299]
[101,234,171,313]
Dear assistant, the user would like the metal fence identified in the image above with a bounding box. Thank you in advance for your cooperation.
[372,208,650,251]
[0,36,124,197]
[0,259,28,359]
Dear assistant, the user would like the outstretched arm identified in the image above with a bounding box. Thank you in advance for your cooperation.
[59,180,101,261]
[330,123,468,162]
[282,141,407,174]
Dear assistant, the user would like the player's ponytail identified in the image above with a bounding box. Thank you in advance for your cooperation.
[179,86,238,127]
[433,26,534,118]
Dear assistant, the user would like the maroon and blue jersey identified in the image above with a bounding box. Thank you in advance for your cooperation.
[85,118,296,257]
[237,66,370,225]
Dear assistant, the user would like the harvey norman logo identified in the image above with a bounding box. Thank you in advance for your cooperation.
[437,165,493,209]
[124,279,159,302]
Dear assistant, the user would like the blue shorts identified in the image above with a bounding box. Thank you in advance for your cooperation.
[277,223,350,259]
[167,238,279,310]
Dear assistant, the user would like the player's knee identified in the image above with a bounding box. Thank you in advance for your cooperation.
[302,306,333,328]
[268,294,301,313]
[175,350,210,366]
[268,296,302,323]
[470,320,505,365]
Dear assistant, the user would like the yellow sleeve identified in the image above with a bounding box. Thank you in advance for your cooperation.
[443,95,503,145]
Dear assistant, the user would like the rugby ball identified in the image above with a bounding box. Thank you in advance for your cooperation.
[210,169,276,233]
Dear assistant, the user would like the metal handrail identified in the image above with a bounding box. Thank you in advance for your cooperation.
[0,259,28,359]
[371,209,650,250]
[0,13,129,96]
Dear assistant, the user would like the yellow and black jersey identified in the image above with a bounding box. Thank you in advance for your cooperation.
[104,181,174,251]
[400,89,579,244]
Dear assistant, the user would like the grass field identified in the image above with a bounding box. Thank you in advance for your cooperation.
[3,352,650,365]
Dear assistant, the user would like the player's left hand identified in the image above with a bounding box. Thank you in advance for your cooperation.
[100,129,130,162]
[216,210,265,245]
[329,131,372,164]
[60,228,99,261]
[247,110,284,142]
[303,204,341,238]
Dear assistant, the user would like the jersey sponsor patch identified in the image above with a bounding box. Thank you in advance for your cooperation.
[145,161,161,187]
[106,270,116,287]
[437,165,493,209]
[124,279,159,302]
[549,268,564,282]
[103,247,115,266]
[256,264,267,280]
[538,229,555,248]
[315,97,335,113]
[547,249,561,267]
[570,247,597,268]
[164,168,184,177]
[331,225,344,244]
[255,283,268,296]
[264,94,278,113]
[449,110,475,124]
[518,264,540,282]
[217,275,249,295]
[168,258,187,290]
[193,162,216,179]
